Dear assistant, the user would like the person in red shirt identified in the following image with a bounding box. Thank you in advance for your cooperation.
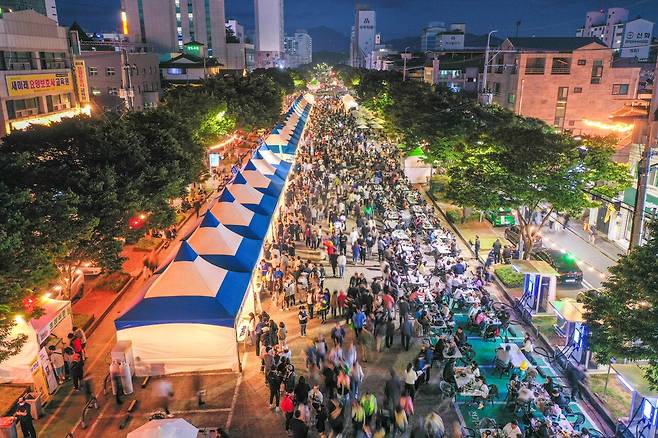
[281,392,295,431]
[68,332,84,359]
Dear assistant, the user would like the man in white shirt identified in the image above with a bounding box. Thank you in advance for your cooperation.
[502,420,523,437]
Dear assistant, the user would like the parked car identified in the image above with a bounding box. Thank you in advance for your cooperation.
[485,208,516,227]
[78,262,103,276]
[504,225,543,252]
[535,249,583,286]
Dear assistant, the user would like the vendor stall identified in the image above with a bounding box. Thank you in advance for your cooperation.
[0,297,72,398]
[612,363,658,438]
[511,260,558,315]
[549,298,591,368]
[403,146,432,184]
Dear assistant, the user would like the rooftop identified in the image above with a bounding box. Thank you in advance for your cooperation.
[505,37,607,52]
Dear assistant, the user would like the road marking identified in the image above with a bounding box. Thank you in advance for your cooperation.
[582,279,594,290]
[92,407,232,420]
[82,394,112,437]
[225,352,248,431]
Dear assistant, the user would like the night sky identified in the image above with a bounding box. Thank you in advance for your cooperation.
[58,0,658,42]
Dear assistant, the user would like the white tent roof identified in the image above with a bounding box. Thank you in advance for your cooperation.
[242,168,274,188]
[145,243,229,299]
[249,158,278,176]
[227,183,265,205]
[258,149,283,166]
[188,221,242,256]
[127,419,198,438]
[211,200,254,226]
[264,133,288,146]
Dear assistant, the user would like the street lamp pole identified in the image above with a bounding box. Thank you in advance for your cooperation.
[481,30,498,96]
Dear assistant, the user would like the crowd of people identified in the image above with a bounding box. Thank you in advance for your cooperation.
[244,95,474,437]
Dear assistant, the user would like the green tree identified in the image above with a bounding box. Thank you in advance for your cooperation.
[583,220,658,388]
[445,123,631,259]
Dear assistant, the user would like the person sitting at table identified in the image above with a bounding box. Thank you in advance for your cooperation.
[550,388,570,410]
[451,258,466,276]
[512,360,530,381]
[542,376,558,394]
[506,375,521,407]
[454,326,467,348]
[535,419,551,438]
[440,303,450,319]
[579,428,592,438]
[524,367,539,385]
[473,377,490,410]
[470,361,481,379]
[467,303,481,322]
[442,359,457,387]
[434,337,446,362]
[521,333,535,364]
[474,310,487,328]
[495,345,512,376]
[502,419,523,438]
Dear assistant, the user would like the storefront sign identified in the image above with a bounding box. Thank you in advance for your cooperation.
[73,60,90,104]
[6,72,73,97]
[36,303,71,345]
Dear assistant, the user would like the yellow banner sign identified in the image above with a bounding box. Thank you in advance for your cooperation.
[73,60,89,104]
[6,72,73,97]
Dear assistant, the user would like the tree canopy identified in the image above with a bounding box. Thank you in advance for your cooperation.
[583,220,658,388]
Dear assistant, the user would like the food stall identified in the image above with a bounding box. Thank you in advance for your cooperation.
[0,297,73,401]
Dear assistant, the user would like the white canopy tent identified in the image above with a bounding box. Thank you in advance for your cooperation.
[127,419,198,438]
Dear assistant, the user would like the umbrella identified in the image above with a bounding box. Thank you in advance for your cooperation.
[127,419,198,438]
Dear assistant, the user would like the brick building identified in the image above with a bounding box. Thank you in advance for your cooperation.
[486,37,642,136]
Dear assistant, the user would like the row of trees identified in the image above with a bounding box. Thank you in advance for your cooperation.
[0,69,299,362]
[338,67,658,388]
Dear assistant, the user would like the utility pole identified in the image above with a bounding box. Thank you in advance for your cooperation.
[629,140,656,248]
[480,30,498,102]
[402,47,411,82]
[515,20,521,37]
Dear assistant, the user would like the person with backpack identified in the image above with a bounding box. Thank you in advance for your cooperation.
[298,305,309,337]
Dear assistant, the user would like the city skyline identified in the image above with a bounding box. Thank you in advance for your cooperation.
[57,0,658,45]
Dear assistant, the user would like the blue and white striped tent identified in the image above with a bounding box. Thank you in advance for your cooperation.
[115,93,313,375]
[221,181,277,215]
[210,194,271,240]
[187,211,262,272]
[115,242,252,374]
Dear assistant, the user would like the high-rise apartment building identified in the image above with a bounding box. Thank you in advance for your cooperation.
[421,22,466,52]
[284,30,312,68]
[254,0,284,68]
[121,0,227,61]
[226,19,244,43]
[576,7,654,60]
[350,6,376,68]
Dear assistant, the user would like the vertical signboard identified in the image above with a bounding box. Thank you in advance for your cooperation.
[73,60,89,104]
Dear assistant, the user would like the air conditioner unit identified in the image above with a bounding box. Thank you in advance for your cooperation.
[15,108,38,118]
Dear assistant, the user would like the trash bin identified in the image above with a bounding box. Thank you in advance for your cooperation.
[25,392,43,420]
[0,417,18,438]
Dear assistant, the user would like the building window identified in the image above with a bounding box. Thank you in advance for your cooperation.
[557,86,569,101]
[492,82,501,95]
[91,87,101,96]
[46,93,71,112]
[612,84,629,95]
[573,87,583,93]
[507,93,516,104]
[551,57,571,75]
[39,52,67,69]
[6,97,40,119]
[167,67,186,75]
[108,87,119,96]
[525,57,545,75]
[106,67,116,76]
[554,87,569,128]
[89,66,98,76]
[5,51,34,70]
[577,59,586,66]
[591,60,603,84]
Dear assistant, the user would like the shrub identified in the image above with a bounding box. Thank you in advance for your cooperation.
[445,209,460,224]
[495,265,524,288]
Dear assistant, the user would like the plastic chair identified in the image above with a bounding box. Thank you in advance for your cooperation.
[478,418,498,429]
[439,381,455,400]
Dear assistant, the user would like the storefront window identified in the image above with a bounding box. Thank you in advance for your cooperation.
[6,97,40,119]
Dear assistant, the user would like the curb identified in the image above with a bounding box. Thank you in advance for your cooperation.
[85,275,136,336]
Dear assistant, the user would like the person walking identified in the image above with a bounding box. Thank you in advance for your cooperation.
[267,368,282,411]
[298,305,309,337]
[70,353,84,391]
[330,290,338,319]
[337,253,346,278]
[474,235,481,258]
[353,307,366,339]
[492,239,502,264]
[401,316,413,351]
[385,317,395,349]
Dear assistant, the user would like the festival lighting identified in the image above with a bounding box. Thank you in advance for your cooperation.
[582,119,633,133]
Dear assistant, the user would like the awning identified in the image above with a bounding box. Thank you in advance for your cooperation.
[550,299,586,323]
[511,260,559,276]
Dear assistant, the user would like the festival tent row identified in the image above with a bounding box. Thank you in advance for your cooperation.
[114,94,313,375]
